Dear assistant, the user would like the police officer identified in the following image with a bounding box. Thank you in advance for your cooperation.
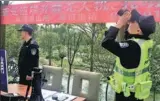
[102,9,156,101]
[18,24,39,85]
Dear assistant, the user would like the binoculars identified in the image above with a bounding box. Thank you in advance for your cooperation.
[117,9,139,23]
[117,9,129,16]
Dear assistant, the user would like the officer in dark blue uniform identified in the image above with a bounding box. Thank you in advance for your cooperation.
[18,25,44,101]
[17,24,39,85]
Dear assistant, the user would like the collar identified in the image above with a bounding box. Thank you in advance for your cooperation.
[125,31,150,40]
[24,38,32,46]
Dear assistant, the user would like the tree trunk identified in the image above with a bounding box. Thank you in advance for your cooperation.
[49,58,52,66]
[67,64,72,93]
[153,84,156,101]
[90,37,94,72]
[61,58,63,67]
[0,10,5,49]
[0,1,9,49]
[153,74,156,101]
[90,24,96,72]
[105,83,109,101]
[48,45,52,66]
[0,25,5,49]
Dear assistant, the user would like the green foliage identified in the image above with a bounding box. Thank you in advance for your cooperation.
[76,23,115,76]
[149,23,160,93]
[38,25,59,62]
[54,25,67,45]
[57,45,67,59]
[5,25,21,59]
[39,32,57,53]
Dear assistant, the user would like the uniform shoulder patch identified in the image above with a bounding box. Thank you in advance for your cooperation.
[31,48,37,55]
[119,42,129,48]
[31,40,37,45]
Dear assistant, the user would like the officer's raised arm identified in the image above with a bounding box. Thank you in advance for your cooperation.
[101,11,132,57]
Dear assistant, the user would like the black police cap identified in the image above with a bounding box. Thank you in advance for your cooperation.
[130,9,156,36]
[17,24,33,35]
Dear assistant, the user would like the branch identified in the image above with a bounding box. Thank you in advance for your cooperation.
[76,25,91,39]
[67,28,71,64]
[71,33,82,64]
[151,67,160,76]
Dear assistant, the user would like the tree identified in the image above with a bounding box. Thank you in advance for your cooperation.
[5,25,21,59]
[53,25,67,45]
[66,25,82,93]
[39,24,58,65]
[57,45,66,67]
[76,23,106,72]
[149,23,160,101]
[91,26,115,101]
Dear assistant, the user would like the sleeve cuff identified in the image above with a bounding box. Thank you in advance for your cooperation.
[109,26,119,34]
[104,26,119,39]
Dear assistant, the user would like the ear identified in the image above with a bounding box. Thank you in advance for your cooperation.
[137,28,142,34]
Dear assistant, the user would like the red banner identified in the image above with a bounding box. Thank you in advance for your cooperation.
[1,1,160,24]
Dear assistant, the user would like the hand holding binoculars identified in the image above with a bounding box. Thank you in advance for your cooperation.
[117,9,130,16]
[116,9,131,28]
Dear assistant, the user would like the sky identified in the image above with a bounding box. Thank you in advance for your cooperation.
[11,1,40,5]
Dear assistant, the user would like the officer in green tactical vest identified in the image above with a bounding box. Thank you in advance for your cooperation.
[102,9,156,101]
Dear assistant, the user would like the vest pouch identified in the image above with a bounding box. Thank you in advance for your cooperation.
[122,82,130,97]
[108,76,122,93]
[135,81,152,100]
